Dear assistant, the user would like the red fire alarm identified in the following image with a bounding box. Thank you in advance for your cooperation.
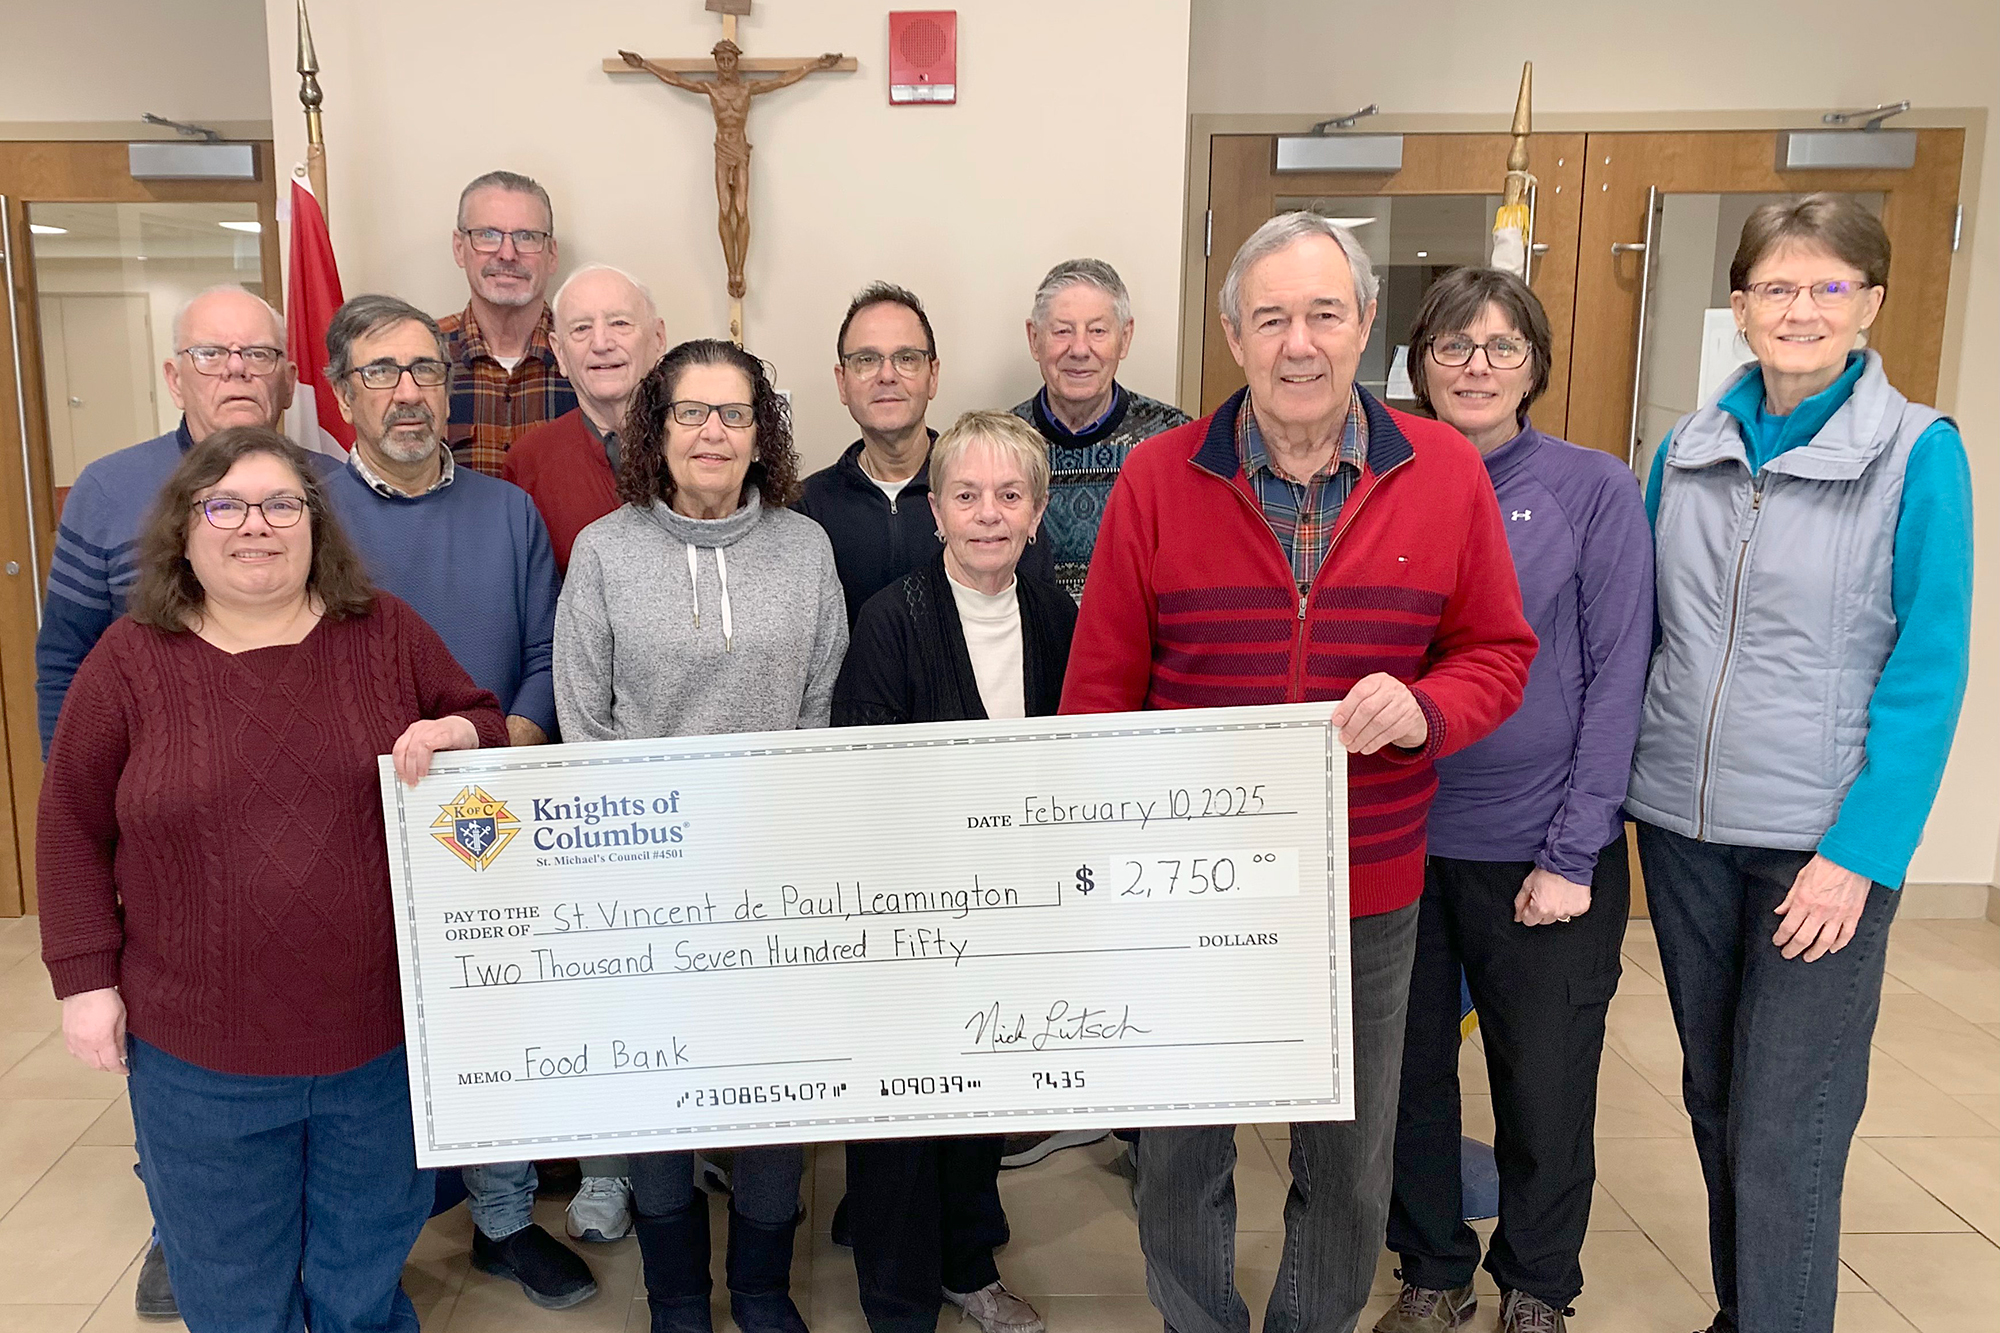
[888,11,956,104]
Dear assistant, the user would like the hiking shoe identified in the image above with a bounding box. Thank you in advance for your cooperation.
[567,1175,633,1242]
[1500,1289,1570,1333]
[135,1239,178,1320]
[1372,1279,1476,1332]
[998,1130,1108,1168]
[472,1223,598,1309]
[944,1281,1045,1333]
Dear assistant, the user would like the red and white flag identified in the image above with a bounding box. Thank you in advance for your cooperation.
[284,167,352,455]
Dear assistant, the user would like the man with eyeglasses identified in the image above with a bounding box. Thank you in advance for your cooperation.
[33,282,334,1321]
[796,282,1054,625]
[438,169,576,477]
[504,264,667,576]
[318,294,590,1311]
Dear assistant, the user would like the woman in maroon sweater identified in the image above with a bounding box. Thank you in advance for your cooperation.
[38,426,507,1333]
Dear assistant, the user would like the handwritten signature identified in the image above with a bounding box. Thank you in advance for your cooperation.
[964,1000,1151,1052]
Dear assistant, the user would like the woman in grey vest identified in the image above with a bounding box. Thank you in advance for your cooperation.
[555,338,849,1333]
[1627,195,1973,1333]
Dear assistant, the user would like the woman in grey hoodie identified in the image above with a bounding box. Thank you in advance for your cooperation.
[555,339,848,1333]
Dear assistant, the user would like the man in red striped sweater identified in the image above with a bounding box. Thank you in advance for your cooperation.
[1062,212,1536,1333]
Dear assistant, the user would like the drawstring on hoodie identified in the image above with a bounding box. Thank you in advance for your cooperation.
[685,542,734,652]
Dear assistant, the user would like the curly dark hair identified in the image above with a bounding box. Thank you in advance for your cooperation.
[618,338,799,510]
[128,426,375,632]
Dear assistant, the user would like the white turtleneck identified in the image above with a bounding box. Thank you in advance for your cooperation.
[946,572,1025,719]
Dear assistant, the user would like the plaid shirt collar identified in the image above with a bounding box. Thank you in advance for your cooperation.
[349,443,455,498]
[1236,391,1368,484]
[450,301,559,368]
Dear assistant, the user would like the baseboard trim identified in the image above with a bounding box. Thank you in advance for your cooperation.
[1898,882,1995,919]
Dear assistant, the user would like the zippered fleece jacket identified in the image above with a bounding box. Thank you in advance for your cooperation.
[1061,386,1538,918]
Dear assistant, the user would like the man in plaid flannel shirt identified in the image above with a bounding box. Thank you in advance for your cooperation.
[438,170,576,476]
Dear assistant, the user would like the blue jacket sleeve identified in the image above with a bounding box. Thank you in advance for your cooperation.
[1644,438,1668,529]
[1816,421,1974,887]
[34,474,123,759]
[1539,466,1656,881]
[509,499,562,737]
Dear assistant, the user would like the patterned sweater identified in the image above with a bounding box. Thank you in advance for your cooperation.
[37,597,507,1076]
[1012,383,1190,600]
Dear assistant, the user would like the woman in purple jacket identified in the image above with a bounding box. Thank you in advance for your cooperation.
[1375,269,1654,1333]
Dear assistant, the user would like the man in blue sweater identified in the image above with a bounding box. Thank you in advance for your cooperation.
[35,283,328,1322]
[318,294,587,1311]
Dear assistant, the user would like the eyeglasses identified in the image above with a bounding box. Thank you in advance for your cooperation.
[669,400,755,429]
[193,495,308,529]
[460,227,551,254]
[349,359,450,390]
[840,348,932,378]
[1428,335,1532,370]
[1742,279,1871,308]
[179,344,285,377]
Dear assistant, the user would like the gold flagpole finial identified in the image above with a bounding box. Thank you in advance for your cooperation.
[1506,62,1532,182]
[297,0,329,213]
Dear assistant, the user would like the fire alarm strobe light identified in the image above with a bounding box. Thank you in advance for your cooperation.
[889,10,956,104]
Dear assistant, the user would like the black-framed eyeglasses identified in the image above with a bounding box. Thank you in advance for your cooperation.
[669,400,755,429]
[840,347,932,378]
[1427,335,1532,370]
[179,344,285,377]
[349,359,450,391]
[460,226,551,254]
[193,495,308,529]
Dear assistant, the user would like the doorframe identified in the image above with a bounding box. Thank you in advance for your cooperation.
[1178,107,1987,422]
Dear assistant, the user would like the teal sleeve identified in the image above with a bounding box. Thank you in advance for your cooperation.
[1817,421,1975,886]
[1645,438,1668,529]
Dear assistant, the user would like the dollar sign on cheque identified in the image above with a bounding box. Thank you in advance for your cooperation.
[1075,865,1095,894]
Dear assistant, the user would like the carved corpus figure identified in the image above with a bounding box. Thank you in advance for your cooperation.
[620,42,842,299]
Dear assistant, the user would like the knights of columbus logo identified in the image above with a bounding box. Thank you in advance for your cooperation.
[431,786,521,871]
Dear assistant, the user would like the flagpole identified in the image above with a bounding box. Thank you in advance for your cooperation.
[297,0,328,217]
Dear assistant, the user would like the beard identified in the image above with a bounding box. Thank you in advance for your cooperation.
[477,260,539,308]
[376,405,441,463]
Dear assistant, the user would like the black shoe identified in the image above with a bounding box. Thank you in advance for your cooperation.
[472,1223,599,1310]
[830,1193,852,1247]
[726,1210,808,1333]
[135,1239,179,1320]
[536,1158,583,1197]
[637,1194,714,1333]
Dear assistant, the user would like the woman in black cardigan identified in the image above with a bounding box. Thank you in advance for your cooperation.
[832,410,1073,1333]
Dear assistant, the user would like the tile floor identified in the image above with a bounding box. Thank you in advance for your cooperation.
[1,910,1995,1332]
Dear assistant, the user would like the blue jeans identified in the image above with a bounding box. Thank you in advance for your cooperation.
[462,1160,538,1239]
[1134,903,1418,1333]
[127,1038,432,1333]
[1637,823,1899,1333]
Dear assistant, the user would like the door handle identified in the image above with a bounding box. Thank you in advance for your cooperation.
[2,192,43,627]
[1619,186,1661,473]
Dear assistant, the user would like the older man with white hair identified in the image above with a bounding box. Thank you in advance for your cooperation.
[504,263,667,575]
[1009,258,1188,600]
[1062,213,1537,1333]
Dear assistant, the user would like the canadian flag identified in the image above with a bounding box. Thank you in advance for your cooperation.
[283,169,353,455]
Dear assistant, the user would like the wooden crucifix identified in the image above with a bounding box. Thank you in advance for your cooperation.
[610,1,855,343]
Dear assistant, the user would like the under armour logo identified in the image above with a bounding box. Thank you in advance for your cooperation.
[1510,509,1532,521]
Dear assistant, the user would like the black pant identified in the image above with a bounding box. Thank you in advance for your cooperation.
[1386,838,1630,1308]
[846,1135,1008,1333]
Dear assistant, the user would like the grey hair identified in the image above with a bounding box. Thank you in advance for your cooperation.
[1219,211,1378,331]
[457,169,554,232]
[171,284,284,350]
[324,294,449,385]
[930,409,1052,506]
[1030,258,1132,329]
[552,263,659,324]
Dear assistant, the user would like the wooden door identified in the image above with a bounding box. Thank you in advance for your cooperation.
[1567,129,1964,467]
[1201,133,1587,429]
[0,141,279,915]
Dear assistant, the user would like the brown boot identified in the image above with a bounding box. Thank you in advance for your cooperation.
[1372,1279,1477,1332]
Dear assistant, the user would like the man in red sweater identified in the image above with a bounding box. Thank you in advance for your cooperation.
[503,264,667,574]
[1062,213,1535,1333]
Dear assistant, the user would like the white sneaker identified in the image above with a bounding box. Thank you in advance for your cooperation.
[998,1129,1109,1169]
[944,1281,1045,1333]
[565,1175,632,1242]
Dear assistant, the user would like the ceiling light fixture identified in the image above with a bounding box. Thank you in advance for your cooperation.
[218,220,261,233]
[29,224,67,235]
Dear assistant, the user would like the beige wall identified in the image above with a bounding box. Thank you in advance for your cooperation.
[260,0,1192,466]
[1190,0,2000,886]
[0,0,270,130]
